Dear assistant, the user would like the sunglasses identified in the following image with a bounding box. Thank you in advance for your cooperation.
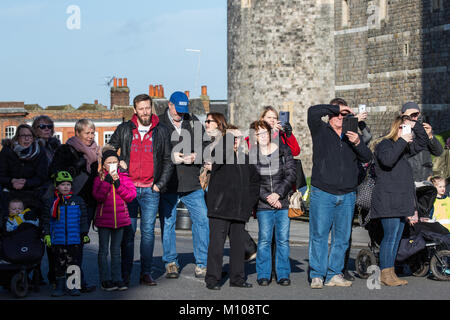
[205,120,216,124]
[409,112,420,118]
[38,124,53,130]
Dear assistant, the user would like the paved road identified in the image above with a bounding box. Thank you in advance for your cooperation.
[0,219,448,301]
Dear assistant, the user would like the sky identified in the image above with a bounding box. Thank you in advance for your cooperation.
[0,0,227,108]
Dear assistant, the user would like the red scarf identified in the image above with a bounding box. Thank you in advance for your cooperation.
[51,191,73,219]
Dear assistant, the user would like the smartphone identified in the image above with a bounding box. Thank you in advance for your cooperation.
[358,104,366,114]
[109,163,118,175]
[402,124,411,135]
[279,111,290,127]
[342,116,358,134]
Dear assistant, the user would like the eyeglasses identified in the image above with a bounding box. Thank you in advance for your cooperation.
[19,134,33,139]
[38,124,53,130]
[205,120,216,124]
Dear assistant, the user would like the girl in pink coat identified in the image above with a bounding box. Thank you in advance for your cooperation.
[93,149,136,291]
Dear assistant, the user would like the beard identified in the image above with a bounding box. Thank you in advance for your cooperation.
[137,114,152,126]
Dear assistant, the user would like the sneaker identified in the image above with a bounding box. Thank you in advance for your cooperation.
[113,281,128,291]
[325,274,352,287]
[101,281,118,291]
[165,262,180,279]
[195,266,207,278]
[310,278,323,289]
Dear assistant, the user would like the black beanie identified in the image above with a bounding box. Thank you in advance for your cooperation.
[102,149,119,165]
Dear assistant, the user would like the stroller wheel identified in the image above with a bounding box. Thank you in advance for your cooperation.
[11,271,29,298]
[430,250,450,281]
[405,250,429,277]
[356,249,377,279]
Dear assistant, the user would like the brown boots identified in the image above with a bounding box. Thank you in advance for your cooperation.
[380,267,408,286]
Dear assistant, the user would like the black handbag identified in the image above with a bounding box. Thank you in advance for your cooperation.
[294,159,307,190]
[356,162,376,211]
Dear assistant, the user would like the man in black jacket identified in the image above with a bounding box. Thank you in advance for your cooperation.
[401,102,443,183]
[158,91,210,279]
[107,94,173,286]
[307,99,373,289]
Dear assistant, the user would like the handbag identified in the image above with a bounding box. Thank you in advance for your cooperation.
[288,190,306,218]
[356,162,376,211]
[396,234,426,262]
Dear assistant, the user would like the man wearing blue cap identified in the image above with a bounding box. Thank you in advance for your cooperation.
[158,91,210,279]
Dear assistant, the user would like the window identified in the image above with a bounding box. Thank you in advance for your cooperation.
[94,132,99,145]
[432,0,442,12]
[379,0,387,22]
[5,126,16,139]
[342,0,350,27]
[53,131,63,143]
[404,43,409,56]
[103,131,114,145]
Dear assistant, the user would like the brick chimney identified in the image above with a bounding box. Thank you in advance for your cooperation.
[149,85,155,97]
[110,77,130,109]
[200,85,210,113]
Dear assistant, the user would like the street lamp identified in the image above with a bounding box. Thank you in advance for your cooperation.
[185,48,201,97]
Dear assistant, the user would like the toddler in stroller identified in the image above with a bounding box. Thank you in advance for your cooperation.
[355,185,450,281]
[0,198,45,298]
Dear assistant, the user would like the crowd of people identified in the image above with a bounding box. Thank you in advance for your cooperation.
[0,91,449,296]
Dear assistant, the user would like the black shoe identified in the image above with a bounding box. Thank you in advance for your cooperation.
[81,284,96,293]
[206,283,221,290]
[140,274,157,286]
[277,278,291,286]
[343,270,355,281]
[113,281,128,291]
[122,274,130,287]
[230,282,253,288]
[69,288,81,296]
[257,278,270,286]
[101,281,118,291]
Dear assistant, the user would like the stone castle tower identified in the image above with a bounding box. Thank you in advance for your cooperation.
[228,0,450,175]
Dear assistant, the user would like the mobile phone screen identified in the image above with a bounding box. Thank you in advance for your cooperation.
[402,124,411,135]
[279,111,290,126]
[358,104,366,113]
[109,163,118,174]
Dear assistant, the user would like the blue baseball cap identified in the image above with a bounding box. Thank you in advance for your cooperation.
[169,91,189,113]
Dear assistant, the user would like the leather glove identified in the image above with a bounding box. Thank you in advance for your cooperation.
[82,235,90,244]
[283,122,293,137]
[104,174,114,184]
[44,235,51,247]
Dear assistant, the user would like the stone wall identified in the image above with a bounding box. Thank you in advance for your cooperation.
[228,0,335,175]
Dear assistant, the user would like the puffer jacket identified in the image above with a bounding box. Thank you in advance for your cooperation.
[92,170,136,229]
[42,194,89,245]
[253,143,297,210]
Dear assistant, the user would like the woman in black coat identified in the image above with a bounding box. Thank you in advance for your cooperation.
[205,130,260,290]
[371,115,428,286]
[250,120,296,287]
[0,124,48,212]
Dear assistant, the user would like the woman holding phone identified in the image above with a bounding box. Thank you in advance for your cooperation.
[370,115,428,286]
[92,149,136,291]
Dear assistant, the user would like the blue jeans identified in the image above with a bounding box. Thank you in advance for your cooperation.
[159,189,209,268]
[135,187,160,275]
[98,227,124,282]
[256,209,291,280]
[379,218,405,269]
[308,186,355,282]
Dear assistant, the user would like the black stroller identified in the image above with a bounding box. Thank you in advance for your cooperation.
[355,185,450,281]
[0,223,45,298]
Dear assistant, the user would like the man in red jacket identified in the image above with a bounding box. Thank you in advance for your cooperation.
[108,94,173,286]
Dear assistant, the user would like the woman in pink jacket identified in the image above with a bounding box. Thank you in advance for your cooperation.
[93,149,136,291]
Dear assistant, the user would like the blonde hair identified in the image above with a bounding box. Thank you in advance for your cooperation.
[370,116,403,151]
[430,176,445,185]
[259,106,278,121]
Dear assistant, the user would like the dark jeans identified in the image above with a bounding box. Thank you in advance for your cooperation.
[98,227,124,283]
[121,198,139,278]
[205,218,246,286]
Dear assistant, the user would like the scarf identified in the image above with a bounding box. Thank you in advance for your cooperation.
[13,141,40,161]
[66,136,100,173]
[51,191,73,219]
